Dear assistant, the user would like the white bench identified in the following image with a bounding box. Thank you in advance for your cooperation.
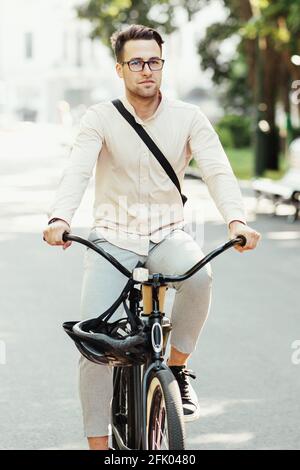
[252,138,300,222]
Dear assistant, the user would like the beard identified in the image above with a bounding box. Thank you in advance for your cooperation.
[128,81,160,99]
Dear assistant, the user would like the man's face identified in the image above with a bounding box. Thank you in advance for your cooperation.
[116,39,163,98]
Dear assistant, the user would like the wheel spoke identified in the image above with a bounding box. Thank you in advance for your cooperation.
[150,393,168,449]
[154,411,168,449]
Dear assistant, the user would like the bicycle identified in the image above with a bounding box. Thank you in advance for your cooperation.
[62,231,246,450]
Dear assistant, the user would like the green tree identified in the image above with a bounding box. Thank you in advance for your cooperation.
[77,0,204,52]
[197,0,300,173]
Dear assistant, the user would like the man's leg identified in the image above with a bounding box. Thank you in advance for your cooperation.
[167,346,190,367]
[79,233,145,449]
[87,436,109,450]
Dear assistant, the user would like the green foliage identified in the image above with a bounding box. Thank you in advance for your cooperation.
[77,0,205,55]
[225,147,254,180]
[215,125,234,148]
[290,127,300,141]
[225,147,286,180]
[197,21,239,85]
[197,0,300,110]
[197,9,253,114]
[215,114,252,148]
[241,0,300,43]
[219,49,254,114]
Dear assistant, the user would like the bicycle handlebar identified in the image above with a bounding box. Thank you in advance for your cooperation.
[62,232,246,283]
[62,232,132,278]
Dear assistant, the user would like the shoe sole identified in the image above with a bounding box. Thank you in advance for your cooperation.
[183,406,201,423]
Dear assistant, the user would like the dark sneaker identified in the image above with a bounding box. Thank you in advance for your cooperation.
[169,365,200,422]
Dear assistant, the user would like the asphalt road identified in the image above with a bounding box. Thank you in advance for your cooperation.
[1,146,300,450]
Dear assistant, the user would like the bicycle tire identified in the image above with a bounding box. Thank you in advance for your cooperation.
[146,368,185,450]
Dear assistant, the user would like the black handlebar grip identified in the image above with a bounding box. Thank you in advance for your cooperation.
[62,231,70,242]
[237,235,247,247]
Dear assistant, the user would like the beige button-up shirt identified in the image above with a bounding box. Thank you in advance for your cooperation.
[49,91,246,255]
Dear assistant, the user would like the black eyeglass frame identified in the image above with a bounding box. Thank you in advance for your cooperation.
[121,58,165,72]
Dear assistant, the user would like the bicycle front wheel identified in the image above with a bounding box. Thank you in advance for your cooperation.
[146,368,185,450]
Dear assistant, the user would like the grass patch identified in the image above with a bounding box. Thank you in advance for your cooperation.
[225,147,254,180]
[190,148,288,180]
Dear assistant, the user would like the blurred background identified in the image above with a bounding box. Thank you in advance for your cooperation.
[0,0,300,450]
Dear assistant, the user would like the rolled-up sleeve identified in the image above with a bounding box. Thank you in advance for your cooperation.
[188,108,247,225]
[48,107,104,225]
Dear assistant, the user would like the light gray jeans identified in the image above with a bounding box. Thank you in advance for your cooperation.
[79,228,213,437]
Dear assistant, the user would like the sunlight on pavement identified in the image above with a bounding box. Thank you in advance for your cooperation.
[41,441,87,450]
[265,231,300,240]
[0,122,73,161]
[0,233,18,242]
[0,167,62,188]
[188,431,254,445]
[199,398,261,418]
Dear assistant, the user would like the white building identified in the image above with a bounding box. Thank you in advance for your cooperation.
[0,0,119,125]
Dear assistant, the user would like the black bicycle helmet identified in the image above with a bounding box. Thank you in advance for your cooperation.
[63,317,150,366]
[62,275,151,366]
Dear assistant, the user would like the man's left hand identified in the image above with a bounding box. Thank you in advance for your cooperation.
[228,220,261,253]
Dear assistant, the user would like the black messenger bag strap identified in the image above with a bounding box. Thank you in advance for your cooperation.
[112,98,187,206]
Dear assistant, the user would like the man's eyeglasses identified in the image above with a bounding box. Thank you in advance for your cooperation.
[121,58,165,72]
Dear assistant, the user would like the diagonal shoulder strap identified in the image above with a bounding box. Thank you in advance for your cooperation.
[112,98,187,206]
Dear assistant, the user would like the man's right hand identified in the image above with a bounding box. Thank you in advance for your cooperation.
[43,219,72,250]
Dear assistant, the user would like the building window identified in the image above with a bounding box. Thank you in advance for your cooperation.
[25,32,33,59]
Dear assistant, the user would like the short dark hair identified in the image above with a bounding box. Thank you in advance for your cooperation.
[110,24,164,63]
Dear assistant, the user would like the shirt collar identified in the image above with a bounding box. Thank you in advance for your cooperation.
[119,89,165,124]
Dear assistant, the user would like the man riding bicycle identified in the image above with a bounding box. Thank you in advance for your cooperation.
[43,24,261,450]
